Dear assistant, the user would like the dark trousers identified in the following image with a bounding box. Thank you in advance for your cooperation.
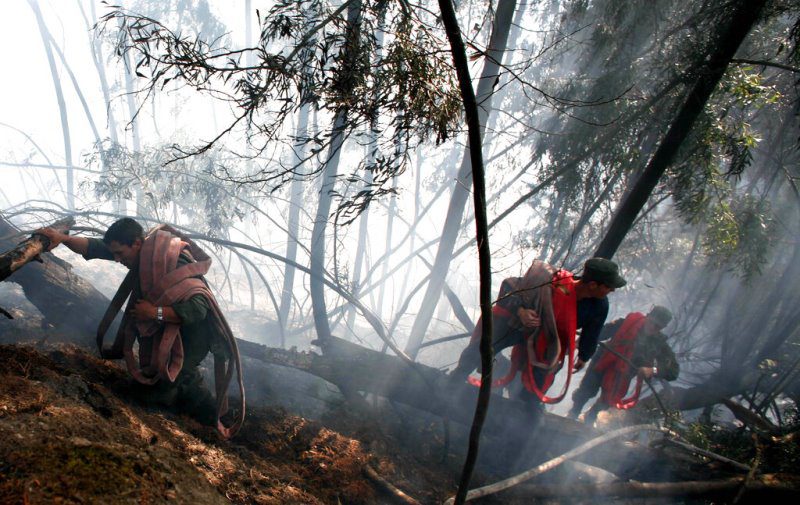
[569,367,606,422]
[129,366,217,426]
[451,314,549,413]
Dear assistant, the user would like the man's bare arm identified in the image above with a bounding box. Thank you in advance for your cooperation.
[35,228,90,256]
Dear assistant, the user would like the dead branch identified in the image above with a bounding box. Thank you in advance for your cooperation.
[443,424,660,504]
[0,217,74,282]
[363,465,422,505]
[514,473,800,499]
[659,436,751,472]
[723,398,781,434]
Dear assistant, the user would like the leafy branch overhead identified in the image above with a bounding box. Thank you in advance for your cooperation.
[85,140,255,237]
[98,1,463,220]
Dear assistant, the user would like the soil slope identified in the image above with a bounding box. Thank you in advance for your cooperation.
[0,343,457,504]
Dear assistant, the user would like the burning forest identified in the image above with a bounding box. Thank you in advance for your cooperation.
[2,0,800,503]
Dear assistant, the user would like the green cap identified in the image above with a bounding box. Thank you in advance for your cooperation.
[581,257,626,288]
[647,305,672,328]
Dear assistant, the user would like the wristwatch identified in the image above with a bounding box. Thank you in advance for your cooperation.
[156,306,164,322]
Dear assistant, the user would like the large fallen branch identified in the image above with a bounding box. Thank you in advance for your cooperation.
[0,215,109,340]
[235,336,587,440]
[515,474,800,500]
[0,217,74,282]
[443,424,661,504]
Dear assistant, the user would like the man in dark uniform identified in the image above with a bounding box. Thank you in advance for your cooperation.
[38,218,233,429]
[449,257,626,406]
[568,305,679,424]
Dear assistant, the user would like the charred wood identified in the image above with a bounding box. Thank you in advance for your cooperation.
[0,217,73,282]
[0,215,112,342]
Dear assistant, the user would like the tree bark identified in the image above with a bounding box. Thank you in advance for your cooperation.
[309,0,363,347]
[594,0,768,259]
[437,0,510,501]
[0,217,73,282]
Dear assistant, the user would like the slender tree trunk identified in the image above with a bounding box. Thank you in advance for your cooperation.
[81,0,125,214]
[279,104,310,331]
[310,0,363,345]
[29,0,74,210]
[404,0,517,358]
[119,18,143,216]
[376,176,398,318]
[437,0,510,502]
[594,0,768,259]
[346,160,372,331]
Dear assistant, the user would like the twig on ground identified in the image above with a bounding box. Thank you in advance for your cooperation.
[363,465,422,505]
[659,436,751,472]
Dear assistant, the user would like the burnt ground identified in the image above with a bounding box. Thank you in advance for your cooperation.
[0,341,458,504]
[0,338,548,505]
[0,285,514,505]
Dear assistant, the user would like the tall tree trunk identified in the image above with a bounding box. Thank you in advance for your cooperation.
[404,0,517,358]
[376,176,398,318]
[346,3,387,330]
[310,0,363,345]
[346,159,372,331]
[279,104,311,332]
[593,0,768,259]
[437,0,507,502]
[29,0,74,210]
[119,19,143,216]
[81,1,125,214]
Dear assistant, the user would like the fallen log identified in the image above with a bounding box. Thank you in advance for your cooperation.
[0,217,74,282]
[234,336,710,481]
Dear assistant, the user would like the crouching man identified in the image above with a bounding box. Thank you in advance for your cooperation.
[568,305,678,424]
[38,218,244,438]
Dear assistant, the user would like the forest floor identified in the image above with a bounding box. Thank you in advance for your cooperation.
[0,340,523,505]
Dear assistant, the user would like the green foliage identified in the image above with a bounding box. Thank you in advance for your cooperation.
[702,196,776,280]
[99,0,462,222]
[84,141,253,237]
